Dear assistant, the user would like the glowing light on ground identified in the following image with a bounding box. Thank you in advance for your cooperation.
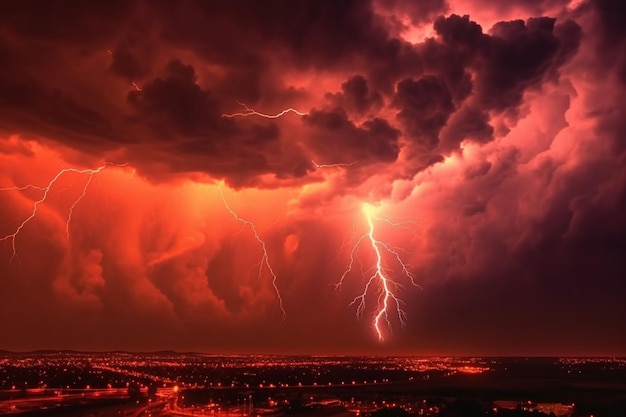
[0,164,124,262]
[336,203,420,341]
[217,186,286,320]
[221,101,306,119]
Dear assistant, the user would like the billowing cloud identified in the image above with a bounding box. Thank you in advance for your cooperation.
[0,0,623,354]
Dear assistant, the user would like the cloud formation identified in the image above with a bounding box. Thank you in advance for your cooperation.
[0,0,624,354]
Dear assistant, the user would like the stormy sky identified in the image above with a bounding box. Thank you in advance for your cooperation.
[0,0,624,355]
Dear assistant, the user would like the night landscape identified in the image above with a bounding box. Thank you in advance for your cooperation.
[1,0,625,416]
[1,353,625,416]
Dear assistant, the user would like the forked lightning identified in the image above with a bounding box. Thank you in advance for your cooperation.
[337,203,420,341]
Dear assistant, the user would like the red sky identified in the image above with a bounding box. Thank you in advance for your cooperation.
[0,0,625,355]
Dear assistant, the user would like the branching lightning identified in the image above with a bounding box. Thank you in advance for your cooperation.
[336,203,420,342]
[221,101,306,119]
[0,163,122,262]
[217,186,286,320]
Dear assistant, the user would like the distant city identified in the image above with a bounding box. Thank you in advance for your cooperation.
[0,352,624,416]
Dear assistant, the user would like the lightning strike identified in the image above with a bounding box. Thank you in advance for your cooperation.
[217,186,287,320]
[222,101,306,119]
[65,168,102,239]
[0,163,122,262]
[337,203,420,342]
[312,160,355,169]
[0,184,46,192]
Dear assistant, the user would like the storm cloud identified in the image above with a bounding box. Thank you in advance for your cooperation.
[0,0,624,354]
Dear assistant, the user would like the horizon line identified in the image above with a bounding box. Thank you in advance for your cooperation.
[0,349,624,359]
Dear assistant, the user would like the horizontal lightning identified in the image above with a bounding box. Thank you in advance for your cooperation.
[312,160,355,169]
[222,101,306,119]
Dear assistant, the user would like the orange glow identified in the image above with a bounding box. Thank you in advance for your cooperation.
[0,0,623,355]
[457,366,489,374]
[283,233,299,257]
[218,186,286,320]
[0,163,116,261]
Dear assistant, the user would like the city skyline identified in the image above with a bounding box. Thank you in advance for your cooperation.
[0,0,625,356]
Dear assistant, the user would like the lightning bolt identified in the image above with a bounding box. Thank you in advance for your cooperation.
[312,160,355,169]
[0,163,123,262]
[64,167,104,239]
[337,203,420,342]
[221,101,306,119]
[217,186,286,320]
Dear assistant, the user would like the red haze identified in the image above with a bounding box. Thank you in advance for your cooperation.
[0,0,624,355]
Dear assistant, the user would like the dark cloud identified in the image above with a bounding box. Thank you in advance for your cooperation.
[588,0,626,86]
[434,14,581,112]
[0,0,624,355]
[593,0,626,42]
[326,75,384,116]
[0,0,132,44]
[0,66,122,152]
[128,60,221,137]
[119,59,315,185]
[440,105,493,150]
[111,47,147,82]
[156,0,392,69]
[393,76,455,150]
[381,13,582,161]
[304,108,400,165]
[0,1,582,188]
[433,14,484,48]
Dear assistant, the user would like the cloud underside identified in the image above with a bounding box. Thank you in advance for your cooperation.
[0,0,624,354]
